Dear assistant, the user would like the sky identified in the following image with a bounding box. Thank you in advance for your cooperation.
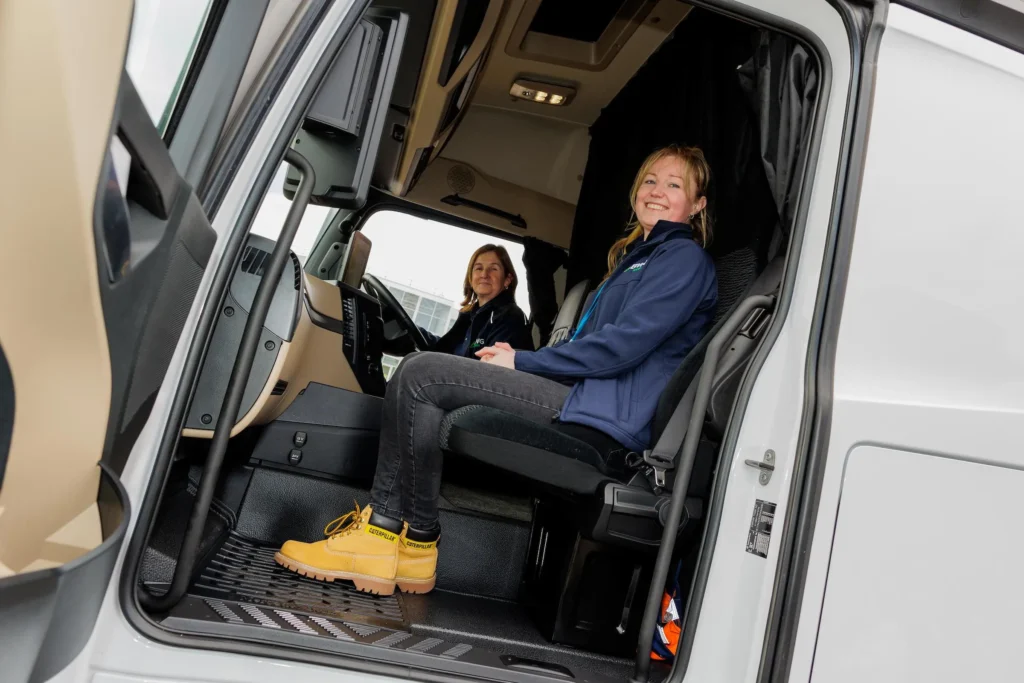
[126,0,213,125]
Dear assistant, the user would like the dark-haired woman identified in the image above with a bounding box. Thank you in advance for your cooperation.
[422,244,533,358]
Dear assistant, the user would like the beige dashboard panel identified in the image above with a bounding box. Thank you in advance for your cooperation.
[404,156,575,249]
[0,0,131,575]
[182,274,362,439]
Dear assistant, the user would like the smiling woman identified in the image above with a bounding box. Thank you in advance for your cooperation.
[416,243,533,358]
[605,144,712,278]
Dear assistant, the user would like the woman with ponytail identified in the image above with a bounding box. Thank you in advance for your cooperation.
[274,145,718,597]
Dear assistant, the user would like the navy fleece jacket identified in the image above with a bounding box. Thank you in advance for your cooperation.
[422,289,533,359]
[513,221,717,451]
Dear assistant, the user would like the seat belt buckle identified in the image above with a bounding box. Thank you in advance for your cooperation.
[642,449,675,490]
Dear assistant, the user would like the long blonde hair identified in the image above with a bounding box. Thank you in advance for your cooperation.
[605,145,712,278]
[459,244,519,313]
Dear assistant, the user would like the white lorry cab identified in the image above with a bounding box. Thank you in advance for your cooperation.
[1,0,1023,682]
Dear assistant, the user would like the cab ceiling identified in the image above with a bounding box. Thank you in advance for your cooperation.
[438,0,691,205]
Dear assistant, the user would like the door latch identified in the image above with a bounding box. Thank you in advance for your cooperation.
[744,449,775,485]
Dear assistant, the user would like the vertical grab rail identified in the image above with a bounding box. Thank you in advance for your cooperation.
[632,294,775,682]
[139,150,316,611]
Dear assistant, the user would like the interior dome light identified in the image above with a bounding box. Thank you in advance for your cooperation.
[510,78,576,106]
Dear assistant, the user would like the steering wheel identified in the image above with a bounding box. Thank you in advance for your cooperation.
[362,273,431,351]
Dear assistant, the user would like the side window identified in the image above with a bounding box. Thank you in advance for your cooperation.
[360,210,531,378]
[125,0,215,131]
[248,164,336,265]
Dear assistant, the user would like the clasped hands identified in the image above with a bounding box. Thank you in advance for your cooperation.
[475,342,516,369]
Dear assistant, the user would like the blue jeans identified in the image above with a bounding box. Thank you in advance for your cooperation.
[368,352,570,530]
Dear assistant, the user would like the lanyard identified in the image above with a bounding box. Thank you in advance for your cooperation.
[570,280,609,342]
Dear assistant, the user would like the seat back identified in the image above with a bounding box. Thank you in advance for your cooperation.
[650,245,762,444]
[546,279,592,347]
[649,253,782,498]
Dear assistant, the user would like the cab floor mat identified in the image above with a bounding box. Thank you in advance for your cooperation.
[189,532,407,629]
[163,592,620,683]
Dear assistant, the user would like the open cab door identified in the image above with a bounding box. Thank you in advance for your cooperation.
[0,0,273,679]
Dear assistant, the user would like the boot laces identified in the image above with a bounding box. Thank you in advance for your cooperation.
[323,501,364,538]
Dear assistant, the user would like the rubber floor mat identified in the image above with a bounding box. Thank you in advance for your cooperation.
[190,532,407,628]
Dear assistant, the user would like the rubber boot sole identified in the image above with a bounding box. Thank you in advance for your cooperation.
[396,574,436,594]
[274,552,397,596]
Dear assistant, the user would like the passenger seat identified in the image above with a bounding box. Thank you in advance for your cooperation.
[545,279,592,347]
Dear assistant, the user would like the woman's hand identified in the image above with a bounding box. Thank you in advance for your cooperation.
[476,342,516,369]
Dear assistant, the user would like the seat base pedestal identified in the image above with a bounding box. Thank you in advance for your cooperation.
[520,497,656,658]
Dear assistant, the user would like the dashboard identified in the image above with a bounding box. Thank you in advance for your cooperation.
[182,234,386,439]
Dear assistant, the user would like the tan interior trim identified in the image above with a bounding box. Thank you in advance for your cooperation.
[389,0,504,196]
[305,270,344,319]
[184,274,362,439]
[506,0,656,71]
[404,156,575,248]
[0,0,133,574]
[470,0,690,127]
[269,301,362,421]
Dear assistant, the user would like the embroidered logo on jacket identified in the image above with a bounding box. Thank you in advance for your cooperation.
[626,260,647,273]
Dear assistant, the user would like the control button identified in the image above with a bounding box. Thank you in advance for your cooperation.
[293,431,307,447]
[288,449,302,465]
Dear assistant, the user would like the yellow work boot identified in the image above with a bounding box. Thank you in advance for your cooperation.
[396,525,439,594]
[274,503,404,596]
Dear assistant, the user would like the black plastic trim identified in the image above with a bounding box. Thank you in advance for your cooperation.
[0,463,130,683]
[761,3,887,683]
[895,0,1024,55]
[169,0,270,190]
[163,0,231,144]
[119,76,178,219]
[304,292,347,334]
[441,194,528,229]
[0,341,12,492]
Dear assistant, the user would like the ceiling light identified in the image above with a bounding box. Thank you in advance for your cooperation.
[510,78,576,106]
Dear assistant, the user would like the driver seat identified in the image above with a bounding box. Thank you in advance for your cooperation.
[439,245,773,533]
[439,246,775,655]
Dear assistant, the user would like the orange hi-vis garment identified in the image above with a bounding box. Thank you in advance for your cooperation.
[651,559,684,661]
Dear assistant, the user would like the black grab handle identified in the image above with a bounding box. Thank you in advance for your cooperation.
[139,150,315,612]
[631,294,775,683]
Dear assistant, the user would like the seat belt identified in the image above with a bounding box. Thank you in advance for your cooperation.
[640,291,778,493]
[642,380,698,491]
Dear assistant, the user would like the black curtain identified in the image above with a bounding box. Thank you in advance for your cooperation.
[566,10,778,288]
[737,30,819,252]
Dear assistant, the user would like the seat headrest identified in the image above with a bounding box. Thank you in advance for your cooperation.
[711,247,759,324]
[546,279,592,347]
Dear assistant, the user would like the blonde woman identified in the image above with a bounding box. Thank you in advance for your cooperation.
[275,145,718,597]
